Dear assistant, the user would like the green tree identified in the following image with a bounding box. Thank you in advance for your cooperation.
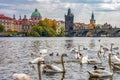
[30,31,40,37]
[0,24,4,32]
[58,26,65,37]
[95,25,101,29]
[30,18,60,37]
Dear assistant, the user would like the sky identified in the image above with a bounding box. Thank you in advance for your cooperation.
[0,0,120,27]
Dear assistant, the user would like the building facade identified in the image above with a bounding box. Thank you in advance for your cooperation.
[0,9,42,33]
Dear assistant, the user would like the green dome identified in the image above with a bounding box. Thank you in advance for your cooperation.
[31,9,41,17]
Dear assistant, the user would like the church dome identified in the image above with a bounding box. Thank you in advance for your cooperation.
[31,9,41,17]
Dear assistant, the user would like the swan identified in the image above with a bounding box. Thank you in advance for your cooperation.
[13,73,32,80]
[29,57,44,64]
[88,53,114,78]
[109,53,120,70]
[13,61,42,80]
[113,54,120,62]
[42,54,66,73]
[98,45,109,57]
[75,50,102,64]
[88,66,113,78]
[109,43,119,54]
[87,50,102,64]
[111,53,120,62]
[74,52,88,63]
[39,48,47,54]
[111,62,120,70]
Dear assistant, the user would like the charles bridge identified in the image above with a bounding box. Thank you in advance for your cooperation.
[67,28,120,37]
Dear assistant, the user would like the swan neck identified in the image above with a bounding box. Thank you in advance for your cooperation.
[97,51,101,61]
[61,55,65,73]
[110,44,113,52]
[37,62,41,80]
[108,54,113,73]
[78,45,80,51]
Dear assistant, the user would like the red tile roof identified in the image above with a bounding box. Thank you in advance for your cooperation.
[0,14,13,20]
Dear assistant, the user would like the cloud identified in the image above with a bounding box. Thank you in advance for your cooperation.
[0,9,17,15]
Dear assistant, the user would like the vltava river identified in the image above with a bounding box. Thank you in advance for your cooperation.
[0,37,120,80]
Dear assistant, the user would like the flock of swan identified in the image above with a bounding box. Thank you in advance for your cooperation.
[12,43,120,80]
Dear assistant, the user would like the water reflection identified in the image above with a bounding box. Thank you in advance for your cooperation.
[89,39,95,49]
[65,39,73,49]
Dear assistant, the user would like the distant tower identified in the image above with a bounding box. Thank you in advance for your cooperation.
[65,8,74,37]
[13,14,16,19]
[19,15,21,20]
[90,12,96,24]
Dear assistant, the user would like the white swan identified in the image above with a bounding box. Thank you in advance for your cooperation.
[87,50,102,64]
[109,53,120,70]
[29,57,44,64]
[111,62,120,70]
[88,53,113,78]
[39,49,47,54]
[88,67,113,78]
[111,53,120,62]
[13,73,32,80]
[42,54,66,73]
[13,61,42,80]
[74,50,102,64]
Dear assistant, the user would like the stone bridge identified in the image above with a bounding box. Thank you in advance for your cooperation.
[71,28,120,37]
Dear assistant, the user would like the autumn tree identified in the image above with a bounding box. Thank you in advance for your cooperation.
[30,18,59,37]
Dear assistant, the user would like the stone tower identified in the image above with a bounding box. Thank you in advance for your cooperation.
[90,12,95,24]
[65,8,74,37]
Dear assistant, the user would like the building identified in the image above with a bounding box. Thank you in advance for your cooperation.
[31,9,42,22]
[102,22,112,29]
[57,20,65,34]
[65,8,74,37]
[0,14,14,31]
[0,9,42,33]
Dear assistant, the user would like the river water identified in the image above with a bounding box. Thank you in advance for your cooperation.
[0,37,120,80]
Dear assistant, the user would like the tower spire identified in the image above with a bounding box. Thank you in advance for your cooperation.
[91,11,94,20]
[19,15,21,20]
[13,14,16,19]
[24,15,26,18]
[90,11,96,24]
[35,8,38,12]
[68,8,71,15]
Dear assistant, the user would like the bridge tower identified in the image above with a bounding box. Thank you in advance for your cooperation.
[65,8,74,37]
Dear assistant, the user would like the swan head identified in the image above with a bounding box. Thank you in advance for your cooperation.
[111,43,114,46]
[93,66,97,70]
[61,53,67,57]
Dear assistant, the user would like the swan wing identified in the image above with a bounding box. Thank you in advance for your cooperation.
[51,65,63,72]
[88,70,112,77]
[30,57,44,64]
[114,55,120,62]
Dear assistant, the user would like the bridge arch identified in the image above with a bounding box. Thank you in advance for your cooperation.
[113,30,120,37]
[81,30,94,37]
[81,30,89,37]
[96,31,109,37]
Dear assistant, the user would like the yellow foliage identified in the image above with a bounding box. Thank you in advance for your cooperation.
[43,18,59,30]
